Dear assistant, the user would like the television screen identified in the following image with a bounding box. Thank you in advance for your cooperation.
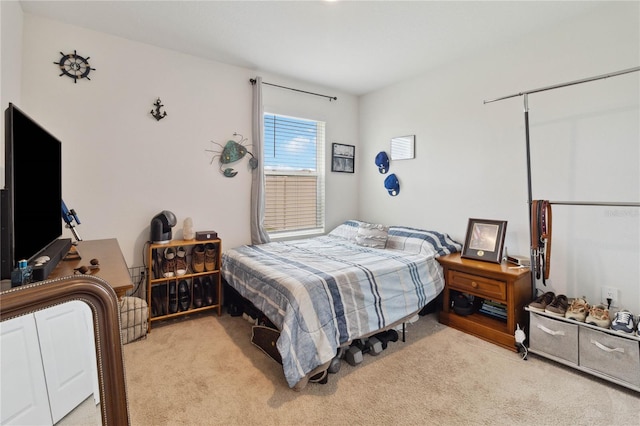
[1,103,62,279]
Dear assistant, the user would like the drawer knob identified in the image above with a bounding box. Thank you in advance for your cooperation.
[471,281,478,288]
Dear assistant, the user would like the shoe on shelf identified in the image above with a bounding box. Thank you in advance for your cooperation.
[192,277,203,308]
[159,284,167,316]
[192,244,205,273]
[151,286,161,317]
[610,310,635,334]
[204,243,217,271]
[175,246,188,276]
[528,292,555,313]
[565,297,589,322]
[202,276,215,306]
[178,280,191,311]
[545,294,569,317]
[162,247,177,278]
[168,281,179,314]
[586,304,611,328]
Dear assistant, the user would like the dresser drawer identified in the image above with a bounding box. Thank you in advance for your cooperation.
[529,312,579,366]
[447,270,506,301]
[579,327,640,388]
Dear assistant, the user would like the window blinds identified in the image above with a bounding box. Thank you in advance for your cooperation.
[263,114,325,234]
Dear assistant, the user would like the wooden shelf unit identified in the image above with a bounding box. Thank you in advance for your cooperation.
[146,239,222,331]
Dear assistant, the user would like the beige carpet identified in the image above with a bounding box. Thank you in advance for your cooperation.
[122,312,639,425]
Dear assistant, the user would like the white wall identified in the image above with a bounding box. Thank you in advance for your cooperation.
[4,3,639,313]
[358,3,640,312]
[12,14,358,268]
[0,0,24,180]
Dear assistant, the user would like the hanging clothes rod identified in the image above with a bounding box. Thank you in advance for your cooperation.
[547,201,640,207]
[250,78,337,101]
[483,66,640,293]
[483,66,640,104]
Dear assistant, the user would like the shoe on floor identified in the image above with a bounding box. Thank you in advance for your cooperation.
[545,294,568,317]
[528,292,555,313]
[586,304,611,328]
[565,297,589,322]
[610,309,635,334]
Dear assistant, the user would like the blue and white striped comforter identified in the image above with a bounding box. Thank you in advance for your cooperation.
[221,223,461,388]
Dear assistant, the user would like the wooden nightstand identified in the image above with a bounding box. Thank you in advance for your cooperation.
[437,253,531,352]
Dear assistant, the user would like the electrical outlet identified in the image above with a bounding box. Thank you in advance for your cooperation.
[601,286,618,307]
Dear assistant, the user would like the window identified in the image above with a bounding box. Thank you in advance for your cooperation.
[263,113,325,236]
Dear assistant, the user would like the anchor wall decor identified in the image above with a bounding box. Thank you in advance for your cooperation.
[150,98,167,121]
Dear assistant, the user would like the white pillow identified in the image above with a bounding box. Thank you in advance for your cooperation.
[356,223,389,249]
[327,220,363,242]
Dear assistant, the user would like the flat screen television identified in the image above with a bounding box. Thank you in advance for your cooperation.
[1,103,66,280]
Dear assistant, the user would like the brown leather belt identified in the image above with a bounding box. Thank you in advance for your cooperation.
[531,200,552,283]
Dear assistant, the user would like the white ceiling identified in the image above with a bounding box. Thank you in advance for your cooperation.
[19,1,604,96]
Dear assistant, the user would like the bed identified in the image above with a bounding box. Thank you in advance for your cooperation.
[221,220,462,389]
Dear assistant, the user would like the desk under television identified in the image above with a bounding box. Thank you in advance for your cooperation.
[1,239,132,299]
[47,238,133,298]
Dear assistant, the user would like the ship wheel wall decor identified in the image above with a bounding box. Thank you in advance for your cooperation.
[54,50,95,83]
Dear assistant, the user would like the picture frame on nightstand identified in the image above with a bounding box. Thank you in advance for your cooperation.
[461,218,507,263]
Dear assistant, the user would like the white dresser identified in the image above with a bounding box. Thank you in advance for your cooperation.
[0,301,99,425]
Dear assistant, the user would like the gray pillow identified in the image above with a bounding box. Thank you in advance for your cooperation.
[355,223,389,249]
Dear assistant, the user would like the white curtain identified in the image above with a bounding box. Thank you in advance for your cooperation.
[250,77,270,244]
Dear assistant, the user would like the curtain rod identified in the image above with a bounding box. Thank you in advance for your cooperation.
[547,201,640,207]
[483,66,640,104]
[250,78,337,101]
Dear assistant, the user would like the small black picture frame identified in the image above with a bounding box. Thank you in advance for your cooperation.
[331,143,355,173]
[461,218,507,263]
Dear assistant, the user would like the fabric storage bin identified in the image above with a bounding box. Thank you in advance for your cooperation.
[119,296,148,345]
[579,327,640,388]
[529,312,579,365]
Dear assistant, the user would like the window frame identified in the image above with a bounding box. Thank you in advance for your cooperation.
[262,113,325,238]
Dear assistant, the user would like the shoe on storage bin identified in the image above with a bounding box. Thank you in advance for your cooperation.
[192,244,205,273]
[565,297,589,322]
[162,247,177,277]
[610,310,635,334]
[545,294,568,317]
[528,292,555,313]
[585,304,611,328]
